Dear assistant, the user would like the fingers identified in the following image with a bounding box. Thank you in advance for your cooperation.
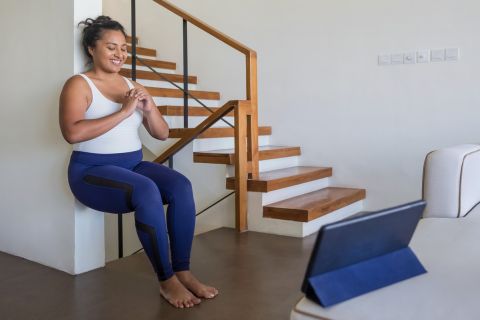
[129,88,150,99]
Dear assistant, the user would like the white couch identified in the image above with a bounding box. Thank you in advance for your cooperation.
[291,144,480,320]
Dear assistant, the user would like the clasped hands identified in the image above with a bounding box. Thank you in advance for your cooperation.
[122,88,155,115]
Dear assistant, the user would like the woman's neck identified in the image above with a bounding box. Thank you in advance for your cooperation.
[87,66,119,81]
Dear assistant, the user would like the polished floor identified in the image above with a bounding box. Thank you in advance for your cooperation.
[0,228,317,320]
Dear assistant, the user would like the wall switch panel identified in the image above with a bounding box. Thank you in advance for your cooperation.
[391,53,404,65]
[445,48,459,61]
[404,52,416,64]
[431,49,445,62]
[378,48,460,66]
[378,54,391,65]
[416,50,430,63]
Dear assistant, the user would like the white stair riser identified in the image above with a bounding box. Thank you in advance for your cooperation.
[166,116,234,129]
[262,177,331,205]
[153,97,219,107]
[123,64,175,74]
[140,126,271,157]
[136,79,197,90]
[260,156,299,173]
[225,157,299,177]
[193,136,271,152]
[127,53,158,60]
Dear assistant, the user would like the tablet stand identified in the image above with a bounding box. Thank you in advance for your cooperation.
[306,247,427,307]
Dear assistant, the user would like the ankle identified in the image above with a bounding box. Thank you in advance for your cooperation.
[159,275,180,289]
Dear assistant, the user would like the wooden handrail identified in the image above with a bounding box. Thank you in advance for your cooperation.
[152,0,259,231]
[154,100,238,164]
[153,0,255,55]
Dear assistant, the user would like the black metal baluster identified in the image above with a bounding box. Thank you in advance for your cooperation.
[131,0,137,82]
[183,19,188,128]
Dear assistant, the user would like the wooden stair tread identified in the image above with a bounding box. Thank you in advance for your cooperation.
[125,57,176,70]
[169,126,272,139]
[158,105,234,117]
[226,166,332,192]
[146,87,220,100]
[263,187,366,222]
[127,45,156,57]
[194,145,301,164]
[119,69,197,84]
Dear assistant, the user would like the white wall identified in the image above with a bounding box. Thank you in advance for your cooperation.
[104,0,480,211]
[0,0,102,274]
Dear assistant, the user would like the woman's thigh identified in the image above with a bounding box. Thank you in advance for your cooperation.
[69,164,161,214]
[133,161,193,203]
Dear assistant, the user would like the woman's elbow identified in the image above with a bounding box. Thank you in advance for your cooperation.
[156,130,169,141]
[62,128,81,144]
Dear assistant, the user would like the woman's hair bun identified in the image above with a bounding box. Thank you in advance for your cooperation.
[78,16,113,28]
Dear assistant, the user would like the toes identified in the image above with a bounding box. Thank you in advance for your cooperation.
[192,296,201,304]
[184,299,194,308]
[170,299,181,308]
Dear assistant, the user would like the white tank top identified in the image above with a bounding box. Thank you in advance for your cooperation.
[73,74,143,154]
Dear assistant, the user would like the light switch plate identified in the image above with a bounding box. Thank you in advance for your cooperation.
[378,54,391,66]
[445,48,459,61]
[391,53,404,65]
[404,52,416,64]
[431,49,445,62]
[417,50,430,63]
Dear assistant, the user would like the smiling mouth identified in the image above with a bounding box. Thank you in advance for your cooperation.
[111,59,122,66]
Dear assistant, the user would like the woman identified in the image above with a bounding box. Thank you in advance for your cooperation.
[59,16,218,309]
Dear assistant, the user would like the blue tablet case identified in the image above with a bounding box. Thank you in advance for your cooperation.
[302,200,427,308]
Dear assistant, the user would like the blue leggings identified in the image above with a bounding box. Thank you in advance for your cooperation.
[68,149,196,281]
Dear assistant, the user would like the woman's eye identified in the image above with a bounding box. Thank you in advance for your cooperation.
[107,47,115,50]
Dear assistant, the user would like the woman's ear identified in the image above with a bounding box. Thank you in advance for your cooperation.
[88,46,94,56]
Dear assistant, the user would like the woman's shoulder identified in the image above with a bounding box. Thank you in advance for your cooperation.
[61,74,91,99]
[63,74,90,90]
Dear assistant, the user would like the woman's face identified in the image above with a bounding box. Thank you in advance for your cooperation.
[88,29,127,73]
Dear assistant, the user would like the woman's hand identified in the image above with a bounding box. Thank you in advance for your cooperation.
[125,88,156,114]
[120,94,140,117]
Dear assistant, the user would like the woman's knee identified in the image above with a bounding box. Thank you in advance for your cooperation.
[131,178,163,207]
[170,172,193,194]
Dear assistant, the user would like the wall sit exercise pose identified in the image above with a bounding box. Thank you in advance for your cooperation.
[59,16,218,308]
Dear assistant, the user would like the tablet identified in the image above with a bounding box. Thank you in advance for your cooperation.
[301,200,427,307]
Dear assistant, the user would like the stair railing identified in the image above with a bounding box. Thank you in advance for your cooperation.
[128,0,258,238]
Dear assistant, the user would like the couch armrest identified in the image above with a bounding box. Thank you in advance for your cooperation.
[422,144,480,218]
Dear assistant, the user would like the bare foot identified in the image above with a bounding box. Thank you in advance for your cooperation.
[159,275,201,308]
[176,271,219,299]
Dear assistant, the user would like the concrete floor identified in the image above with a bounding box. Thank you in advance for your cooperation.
[0,228,317,320]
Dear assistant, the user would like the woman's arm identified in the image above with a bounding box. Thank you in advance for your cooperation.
[59,75,138,144]
[131,82,169,141]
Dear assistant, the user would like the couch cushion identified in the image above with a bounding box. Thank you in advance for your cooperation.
[423,144,480,218]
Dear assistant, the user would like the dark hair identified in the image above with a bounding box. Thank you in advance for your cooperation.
[78,16,127,63]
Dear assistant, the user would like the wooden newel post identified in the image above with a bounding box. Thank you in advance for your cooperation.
[246,51,259,179]
[235,101,250,232]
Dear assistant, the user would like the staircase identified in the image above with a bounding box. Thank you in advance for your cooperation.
[123,23,366,238]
